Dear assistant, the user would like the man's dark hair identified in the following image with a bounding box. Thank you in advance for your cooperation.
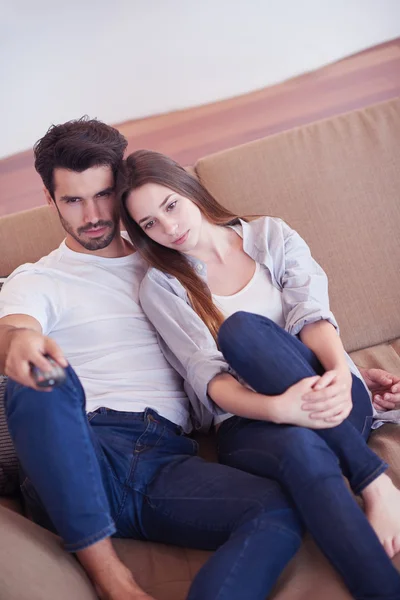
[34,116,128,199]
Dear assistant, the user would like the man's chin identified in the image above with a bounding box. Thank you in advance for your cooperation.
[79,229,115,251]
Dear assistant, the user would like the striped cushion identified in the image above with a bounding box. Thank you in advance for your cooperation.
[0,280,19,496]
[0,375,18,496]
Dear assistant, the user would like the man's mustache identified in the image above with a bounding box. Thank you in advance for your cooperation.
[78,221,113,234]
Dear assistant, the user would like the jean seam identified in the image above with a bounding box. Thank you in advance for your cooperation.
[64,521,117,553]
[352,463,389,496]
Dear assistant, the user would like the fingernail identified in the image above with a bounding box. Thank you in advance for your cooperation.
[375,395,381,401]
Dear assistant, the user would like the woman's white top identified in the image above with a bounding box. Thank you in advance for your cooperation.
[213,262,286,328]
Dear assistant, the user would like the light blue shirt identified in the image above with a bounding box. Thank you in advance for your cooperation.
[139,217,371,432]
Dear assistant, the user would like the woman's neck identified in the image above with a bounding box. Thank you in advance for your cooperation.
[185,222,241,265]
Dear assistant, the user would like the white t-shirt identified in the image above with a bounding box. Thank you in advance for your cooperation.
[213,262,285,326]
[0,240,192,432]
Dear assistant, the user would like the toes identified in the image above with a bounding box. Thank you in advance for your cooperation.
[393,534,400,557]
[383,538,395,559]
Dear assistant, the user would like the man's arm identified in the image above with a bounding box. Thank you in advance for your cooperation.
[0,314,67,388]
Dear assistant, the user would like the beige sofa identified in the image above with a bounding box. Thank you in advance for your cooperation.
[1,97,400,600]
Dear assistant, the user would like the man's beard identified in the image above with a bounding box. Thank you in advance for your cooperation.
[60,215,117,251]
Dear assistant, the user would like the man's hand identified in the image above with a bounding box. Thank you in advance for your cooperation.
[300,368,353,424]
[4,328,67,390]
[278,376,343,429]
[359,367,400,411]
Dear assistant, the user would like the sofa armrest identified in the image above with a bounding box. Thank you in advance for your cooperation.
[0,505,97,600]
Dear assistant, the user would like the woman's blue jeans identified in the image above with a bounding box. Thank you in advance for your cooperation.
[5,366,303,600]
[217,311,400,600]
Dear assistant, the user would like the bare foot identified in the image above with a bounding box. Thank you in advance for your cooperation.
[95,575,156,600]
[362,473,400,558]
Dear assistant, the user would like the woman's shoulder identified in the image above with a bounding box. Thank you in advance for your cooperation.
[141,265,187,298]
[243,216,291,245]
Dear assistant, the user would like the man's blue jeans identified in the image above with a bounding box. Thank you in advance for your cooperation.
[5,366,303,600]
[217,311,400,600]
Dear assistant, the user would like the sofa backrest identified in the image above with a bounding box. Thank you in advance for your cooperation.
[195,98,400,353]
[1,100,399,353]
[0,206,65,277]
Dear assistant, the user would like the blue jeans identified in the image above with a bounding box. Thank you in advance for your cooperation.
[217,312,400,600]
[5,366,303,600]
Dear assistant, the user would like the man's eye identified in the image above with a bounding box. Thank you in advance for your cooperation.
[98,191,112,198]
[167,201,177,211]
[66,198,80,204]
[145,220,155,230]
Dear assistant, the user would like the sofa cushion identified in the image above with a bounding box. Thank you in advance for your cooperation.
[0,375,18,497]
[0,279,20,497]
[0,206,65,278]
[195,98,400,354]
[0,504,97,600]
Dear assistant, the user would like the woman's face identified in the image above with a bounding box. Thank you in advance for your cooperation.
[126,183,204,253]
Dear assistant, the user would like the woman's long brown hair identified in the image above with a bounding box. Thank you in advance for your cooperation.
[117,150,243,342]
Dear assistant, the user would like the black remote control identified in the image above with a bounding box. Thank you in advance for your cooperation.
[30,355,67,388]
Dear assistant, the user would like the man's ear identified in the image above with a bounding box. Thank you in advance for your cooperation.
[43,187,55,207]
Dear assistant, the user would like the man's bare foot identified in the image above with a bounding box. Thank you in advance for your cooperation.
[362,473,400,558]
[76,538,155,600]
[95,569,156,600]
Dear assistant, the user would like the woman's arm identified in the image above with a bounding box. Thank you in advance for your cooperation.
[299,320,349,374]
[279,223,352,421]
[299,320,352,420]
[209,372,342,428]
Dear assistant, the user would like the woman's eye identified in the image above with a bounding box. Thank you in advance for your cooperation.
[167,200,177,211]
[144,220,155,230]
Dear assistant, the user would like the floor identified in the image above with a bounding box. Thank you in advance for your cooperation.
[1,38,399,217]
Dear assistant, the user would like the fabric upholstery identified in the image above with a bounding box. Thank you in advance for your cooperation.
[195,98,400,353]
[0,375,18,496]
[0,206,65,278]
[0,278,19,496]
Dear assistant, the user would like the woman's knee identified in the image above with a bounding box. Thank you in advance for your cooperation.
[218,312,276,355]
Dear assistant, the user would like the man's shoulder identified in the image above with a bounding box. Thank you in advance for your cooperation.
[9,245,63,275]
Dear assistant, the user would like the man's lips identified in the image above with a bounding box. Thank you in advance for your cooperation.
[83,226,108,237]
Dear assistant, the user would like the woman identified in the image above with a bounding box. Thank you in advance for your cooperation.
[118,149,400,599]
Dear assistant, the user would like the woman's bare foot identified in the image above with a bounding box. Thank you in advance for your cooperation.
[362,473,400,558]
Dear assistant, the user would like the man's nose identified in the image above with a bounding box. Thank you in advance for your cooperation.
[84,201,101,224]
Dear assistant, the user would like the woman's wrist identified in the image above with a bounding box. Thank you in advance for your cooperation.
[258,392,285,424]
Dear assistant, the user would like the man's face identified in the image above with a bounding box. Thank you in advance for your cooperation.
[49,165,119,253]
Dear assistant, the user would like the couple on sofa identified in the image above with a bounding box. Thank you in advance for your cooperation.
[1,117,400,600]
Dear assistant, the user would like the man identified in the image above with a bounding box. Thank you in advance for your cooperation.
[0,118,304,600]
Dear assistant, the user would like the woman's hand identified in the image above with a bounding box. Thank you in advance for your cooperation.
[300,368,353,424]
[278,375,344,429]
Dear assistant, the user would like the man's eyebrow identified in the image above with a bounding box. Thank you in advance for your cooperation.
[59,186,114,203]
[95,186,114,196]
[138,193,174,224]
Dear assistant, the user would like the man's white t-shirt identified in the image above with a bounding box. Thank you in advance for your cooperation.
[0,240,192,432]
